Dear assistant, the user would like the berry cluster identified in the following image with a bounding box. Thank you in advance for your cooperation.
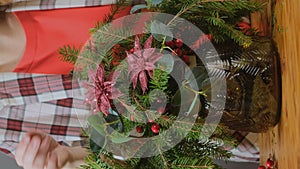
[136,123,160,134]
[165,39,190,64]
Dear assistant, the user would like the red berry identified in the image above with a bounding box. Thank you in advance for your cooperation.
[258,166,266,169]
[266,158,274,168]
[136,126,144,133]
[183,55,189,63]
[206,34,213,41]
[157,107,165,114]
[129,48,135,53]
[165,41,175,48]
[174,48,183,57]
[174,39,183,48]
[151,123,160,134]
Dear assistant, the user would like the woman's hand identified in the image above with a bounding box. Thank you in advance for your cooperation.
[15,131,87,169]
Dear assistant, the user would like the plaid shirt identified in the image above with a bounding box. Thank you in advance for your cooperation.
[0,73,89,157]
[4,0,143,11]
[0,73,259,162]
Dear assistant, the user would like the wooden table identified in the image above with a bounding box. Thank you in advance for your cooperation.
[257,0,300,168]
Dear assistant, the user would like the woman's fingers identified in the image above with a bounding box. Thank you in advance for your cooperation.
[15,131,62,169]
[46,152,58,169]
[31,135,52,169]
[15,133,31,166]
[22,135,42,169]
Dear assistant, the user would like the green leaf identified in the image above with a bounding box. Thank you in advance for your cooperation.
[110,131,134,144]
[87,114,107,136]
[88,114,108,151]
[89,128,106,152]
[156,54,174,73]
[151,20,173,42]
[130,4,148,14]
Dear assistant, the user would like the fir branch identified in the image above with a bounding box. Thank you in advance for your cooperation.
[157,145,169,168]
[171,157,214,169]
[204,15,252,46]
[90,0,132,33]
[95,28,134,43]
[58,45,80,64]
[149,69,170,91]
[166,0,200,27]
[155,115,176,127]
[132,90,148,111]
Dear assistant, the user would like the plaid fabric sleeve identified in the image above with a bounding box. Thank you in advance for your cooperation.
[0,73,90,158]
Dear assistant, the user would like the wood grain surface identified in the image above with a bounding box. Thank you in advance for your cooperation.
[257,0,300,168]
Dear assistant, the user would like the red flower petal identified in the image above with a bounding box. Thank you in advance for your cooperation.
[96,64,105,85]
[139,71,148,93]
[130,73,139,89]
[144,35,153,49]
[99,95,111,115]
[134,36,142,52]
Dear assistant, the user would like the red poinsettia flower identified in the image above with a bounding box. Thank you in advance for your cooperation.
[127,35,163,93]
[84,65,122,115]
[82,69,98,113]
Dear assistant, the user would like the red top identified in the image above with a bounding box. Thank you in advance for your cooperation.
[13,6,129,74]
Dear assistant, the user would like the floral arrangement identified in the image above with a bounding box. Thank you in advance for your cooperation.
[59,0,268,168]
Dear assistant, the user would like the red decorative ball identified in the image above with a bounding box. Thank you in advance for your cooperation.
[266,158,274,168]
[237,22,251,30]
[258,166,266,169]
[136,126,144,133]
[151,123,160,134]
[174,39,183,48]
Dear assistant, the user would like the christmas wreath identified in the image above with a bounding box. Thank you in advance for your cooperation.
[59,0,280,168]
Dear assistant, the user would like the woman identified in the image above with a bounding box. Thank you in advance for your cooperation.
[0,1,133,168]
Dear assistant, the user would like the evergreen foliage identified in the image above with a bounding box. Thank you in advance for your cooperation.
[155,0,265,47]
[59,0,266,168]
